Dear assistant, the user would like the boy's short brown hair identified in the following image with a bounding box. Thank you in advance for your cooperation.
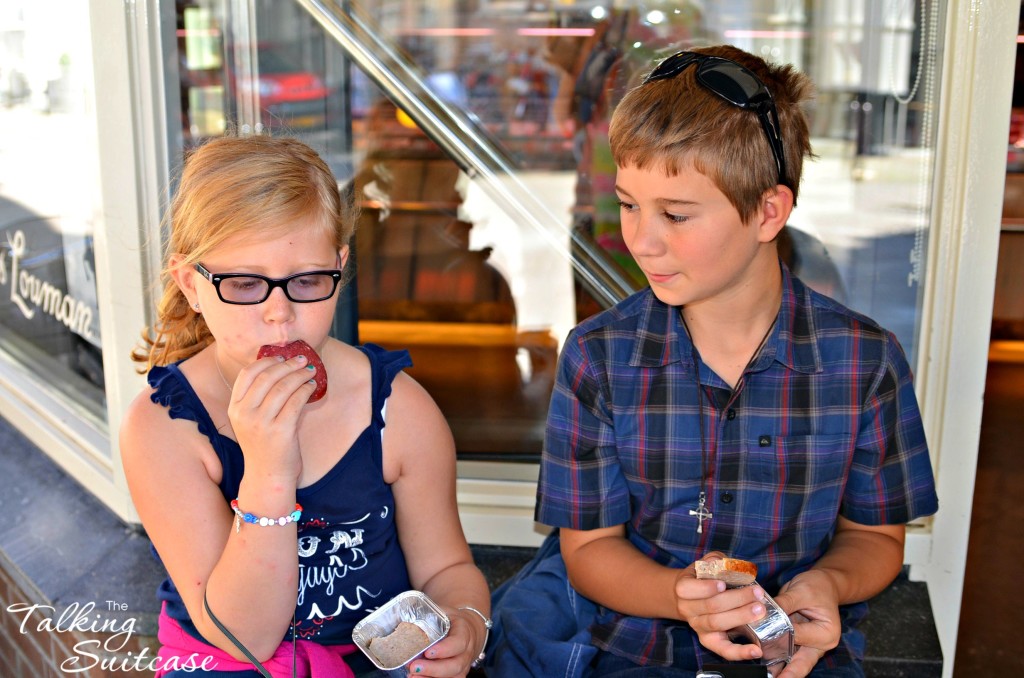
[609,44,814,223]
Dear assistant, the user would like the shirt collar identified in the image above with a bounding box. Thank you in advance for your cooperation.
[776,263,822,374]
[628,261,821,375]
[628,289,683,368]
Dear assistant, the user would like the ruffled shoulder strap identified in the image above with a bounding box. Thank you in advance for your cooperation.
[148,363,223,449]
[358,343,413,428]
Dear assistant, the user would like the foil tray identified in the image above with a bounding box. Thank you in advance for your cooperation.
[352,590,451,673]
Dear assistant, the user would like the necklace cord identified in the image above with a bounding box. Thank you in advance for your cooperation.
[680,311,778,533]
[215,356,234,394]
[692,346,708,484]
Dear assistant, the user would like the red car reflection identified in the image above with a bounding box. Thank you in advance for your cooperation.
[254,48,331,130]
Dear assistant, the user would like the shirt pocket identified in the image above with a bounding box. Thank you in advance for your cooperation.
[751,433,852,535]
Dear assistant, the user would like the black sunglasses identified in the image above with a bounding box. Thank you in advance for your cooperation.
[195,263,342,305]
[643,51,788,188]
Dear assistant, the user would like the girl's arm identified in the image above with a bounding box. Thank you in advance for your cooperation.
[121,355,316,662]
[384,373,491,677]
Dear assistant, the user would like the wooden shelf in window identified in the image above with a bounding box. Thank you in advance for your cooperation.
[359,320,555,350]
[360,199,462,213]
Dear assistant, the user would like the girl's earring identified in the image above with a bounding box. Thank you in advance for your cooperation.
[194,303,201,313]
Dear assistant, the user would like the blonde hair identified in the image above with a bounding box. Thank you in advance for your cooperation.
[133,135,355,369]
[609,44,815,223]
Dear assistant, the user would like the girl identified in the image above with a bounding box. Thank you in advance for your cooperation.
[121,135,491,677]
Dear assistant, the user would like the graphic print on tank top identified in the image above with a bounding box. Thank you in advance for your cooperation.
[291,503,406,640]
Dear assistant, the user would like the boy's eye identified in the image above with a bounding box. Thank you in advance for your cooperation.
[665,212,690,224]
[617,199,636,211]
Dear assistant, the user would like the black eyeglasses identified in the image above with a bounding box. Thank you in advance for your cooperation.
[643,51,788,188]
[195,263,342,305]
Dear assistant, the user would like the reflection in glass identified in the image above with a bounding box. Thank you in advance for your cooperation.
[166,0,944,459]
[350,92,561,457]
[0,0,106,423]
[175,1,344,145]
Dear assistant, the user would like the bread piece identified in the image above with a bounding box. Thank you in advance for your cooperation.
[368,621,431,668]
[694,557,758,587]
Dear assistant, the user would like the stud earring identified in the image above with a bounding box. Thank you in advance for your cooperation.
[194,303,201,312]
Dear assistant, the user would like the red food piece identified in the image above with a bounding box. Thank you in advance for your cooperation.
[257,340,327,403]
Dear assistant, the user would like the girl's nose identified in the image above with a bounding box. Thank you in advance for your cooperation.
[262,286,296,323]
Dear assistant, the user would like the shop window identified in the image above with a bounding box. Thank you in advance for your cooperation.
[165,0,944,461]
[0,1,106,426]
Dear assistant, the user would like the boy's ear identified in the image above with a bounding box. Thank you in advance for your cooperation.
[337,245,350,270]
[756,185,794,243]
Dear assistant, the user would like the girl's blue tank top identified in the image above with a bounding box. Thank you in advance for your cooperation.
[147,343,413,646]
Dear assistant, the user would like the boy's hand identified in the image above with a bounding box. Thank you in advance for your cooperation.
[773,569,842,677]
[673,555,769,662]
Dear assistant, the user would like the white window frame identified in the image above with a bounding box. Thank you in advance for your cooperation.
[914,4,1017,676]
[0,4,1007,677]
[90,0,171,521]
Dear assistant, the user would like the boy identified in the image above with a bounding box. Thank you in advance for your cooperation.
[487,44,938,677]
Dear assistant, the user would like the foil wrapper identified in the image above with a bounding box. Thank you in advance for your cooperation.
[352,590,451,673]
[727,586,794,670]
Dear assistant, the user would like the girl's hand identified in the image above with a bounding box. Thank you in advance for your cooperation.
[403,609,485,677]
[674,554,768,662]
[227,353,318,481]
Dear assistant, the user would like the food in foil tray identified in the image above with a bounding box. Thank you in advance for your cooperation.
[368,621,431,667]
[352,590,451,672]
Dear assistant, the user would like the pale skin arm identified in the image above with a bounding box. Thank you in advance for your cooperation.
[560,525,768,662]
[121,353,318,662]
[773,518,906,678]
[383,373,491,678]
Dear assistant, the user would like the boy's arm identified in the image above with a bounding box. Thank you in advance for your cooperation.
[774,331,934,677]
[560,525,768,662]
[803,517,905,603]
[773,517,905,678]
[560,524,683,620]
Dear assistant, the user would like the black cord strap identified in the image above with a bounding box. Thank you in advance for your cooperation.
[204,592,296,678]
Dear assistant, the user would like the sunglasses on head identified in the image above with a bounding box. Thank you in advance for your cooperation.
[643,51,788,188]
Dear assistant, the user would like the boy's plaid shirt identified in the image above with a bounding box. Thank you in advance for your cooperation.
[537,265,939,667]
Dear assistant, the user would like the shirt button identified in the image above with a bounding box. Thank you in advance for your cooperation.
[759,435,772,447]
[727,408,737,420]
[720,492,734,504]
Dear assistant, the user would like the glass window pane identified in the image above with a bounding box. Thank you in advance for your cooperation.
[166,0,944,460]
[0,1,106,424]
[348,0,942,453]
[174,1,349,150]
[351,84,567,457]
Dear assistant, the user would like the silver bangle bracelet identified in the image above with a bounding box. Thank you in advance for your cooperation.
[456,605,493,668]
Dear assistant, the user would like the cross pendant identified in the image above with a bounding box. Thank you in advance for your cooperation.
[689,492,712,534]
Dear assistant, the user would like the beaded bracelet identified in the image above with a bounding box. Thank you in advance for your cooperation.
[230,499,302,534]
[456,605,492,668]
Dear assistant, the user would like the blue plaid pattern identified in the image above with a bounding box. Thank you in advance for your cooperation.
[536,264,938,667]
